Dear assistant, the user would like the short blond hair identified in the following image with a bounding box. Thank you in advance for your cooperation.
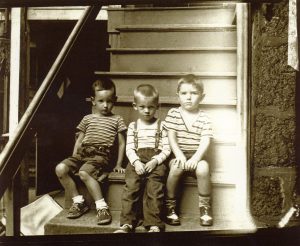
[133,84,159,103]
[177,74,204,94]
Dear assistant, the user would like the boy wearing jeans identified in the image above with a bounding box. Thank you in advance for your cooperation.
[115,84,171,233]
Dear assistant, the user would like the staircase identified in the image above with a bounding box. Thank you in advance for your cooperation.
[45,3,256,235]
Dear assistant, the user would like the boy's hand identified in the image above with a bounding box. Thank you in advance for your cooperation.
[134,160,145,175]
[185,157,199,171]
[97,172,109,183]
[113,166,125,174]
[145,159,158,173]
[174,154,187,169]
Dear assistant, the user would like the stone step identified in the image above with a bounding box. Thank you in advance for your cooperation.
[108,5,236,32]
[45,210,256,235]
[109,48,237,73]
[109,25,236,48]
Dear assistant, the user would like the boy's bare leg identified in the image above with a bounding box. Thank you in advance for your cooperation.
[55,163,79,197]
[195,160,213,226]
[195,160,211,195]
[78,171,103,201]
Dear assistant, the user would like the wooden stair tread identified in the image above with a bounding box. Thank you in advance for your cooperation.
[115,24,236,32]
[45,210,256,235]
[107,47,237,52]
[107,5,236,11]
[95,71,237,78]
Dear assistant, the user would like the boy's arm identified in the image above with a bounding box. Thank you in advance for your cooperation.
[191,136,211,162]
[168,130,186,167]
[113,131,126,173]
[72,131,84,156]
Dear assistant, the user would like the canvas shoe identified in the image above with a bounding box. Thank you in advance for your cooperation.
[148,226,160,232]
[114,224,133,233]
[67,202,89,219]
[97,208,112,225]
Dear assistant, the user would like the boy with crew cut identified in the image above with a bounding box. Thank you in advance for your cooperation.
[115,84,171,233]
[55,78,127,225]
[164,74,214,226]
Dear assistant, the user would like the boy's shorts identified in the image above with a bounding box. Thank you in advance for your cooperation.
[62,145,111,180]
[169,151,207,176]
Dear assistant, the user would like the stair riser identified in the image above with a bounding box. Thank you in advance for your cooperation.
[110,52,236,73]
[113,105,237,138]
[114,31,237,48]
[108,8,236,32]
[112,77,236,102]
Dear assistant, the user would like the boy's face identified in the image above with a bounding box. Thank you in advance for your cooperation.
[177,83,204,112]
[92,89,115,116]
[133,96,159,123]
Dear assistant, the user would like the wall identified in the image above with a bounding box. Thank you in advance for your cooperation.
[251,0,297,225]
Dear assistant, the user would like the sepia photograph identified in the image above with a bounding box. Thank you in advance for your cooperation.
[0,0,299,245]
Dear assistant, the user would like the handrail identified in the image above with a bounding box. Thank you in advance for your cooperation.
[0,5,102,198]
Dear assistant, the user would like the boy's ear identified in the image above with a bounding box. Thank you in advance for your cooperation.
[91,96,96,106]
[114,95,118,102]
[201,93,206,101]
[132,102,138,110]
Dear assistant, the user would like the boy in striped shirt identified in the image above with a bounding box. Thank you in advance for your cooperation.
[164,74,213,226]
[55,78,127,225]
[114,84,171,233]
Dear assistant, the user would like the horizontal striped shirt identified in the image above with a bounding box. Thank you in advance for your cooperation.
[164,107,213,152]
[126,119,171,165]
[77,113,127,147]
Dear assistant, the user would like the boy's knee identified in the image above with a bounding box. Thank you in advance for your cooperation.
[196,160,210,177]
[78,170,90,181]
[55,163,69,177]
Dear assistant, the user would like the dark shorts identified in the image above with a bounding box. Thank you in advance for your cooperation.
[62,145,111,180]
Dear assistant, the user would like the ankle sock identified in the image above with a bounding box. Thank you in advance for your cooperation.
[95,198,108,210]
[198,194,211,208]
[72,195,84,204]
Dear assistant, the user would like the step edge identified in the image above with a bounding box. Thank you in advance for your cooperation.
[95,71,237,78]
[107,5,236,11]
[115,24,237,32]
[107,47,237,52]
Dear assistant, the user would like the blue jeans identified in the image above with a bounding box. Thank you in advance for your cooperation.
[120,148,167,230]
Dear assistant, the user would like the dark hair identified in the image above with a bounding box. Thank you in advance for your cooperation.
[92,78,116,97]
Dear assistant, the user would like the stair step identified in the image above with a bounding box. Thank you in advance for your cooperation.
[117,96,236,106]
[108,6,236,32]
[110,25,236,48]
[45,210,256,235]
[109,50,236,73]
[93,75,237,106]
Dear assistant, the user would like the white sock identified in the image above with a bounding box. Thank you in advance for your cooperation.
[95,198,108,210]
[72,195,84,204]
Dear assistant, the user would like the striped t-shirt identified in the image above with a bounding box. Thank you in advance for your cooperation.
[126,119,171,165]
[164,107,213,152]
[77,113,127,147]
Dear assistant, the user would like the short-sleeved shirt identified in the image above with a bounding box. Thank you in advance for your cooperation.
[77,113,127,147]
[164,107,213,152]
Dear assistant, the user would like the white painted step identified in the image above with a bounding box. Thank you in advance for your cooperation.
[108,6,236,32]
[111,25,236,48]
[109,48,237,73]
[94,75,237,105]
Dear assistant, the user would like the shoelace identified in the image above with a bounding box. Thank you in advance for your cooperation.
[70,203,81,212]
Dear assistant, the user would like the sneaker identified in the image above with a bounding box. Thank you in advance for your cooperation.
[148,226,160,233]
[199,206,213,226]
[114,224,133,233]
[97,208,112,225]
[166,207,181,226]
[67,202,89,219]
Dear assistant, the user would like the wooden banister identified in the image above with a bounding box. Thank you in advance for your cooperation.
[0,5,101,199]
